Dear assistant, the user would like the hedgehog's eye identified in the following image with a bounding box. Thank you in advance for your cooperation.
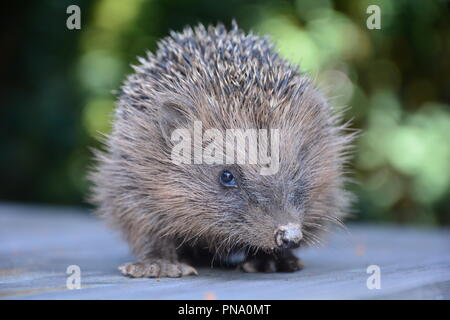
[219,170,237,187]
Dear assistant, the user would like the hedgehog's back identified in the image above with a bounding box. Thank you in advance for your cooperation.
[128,22,300,107]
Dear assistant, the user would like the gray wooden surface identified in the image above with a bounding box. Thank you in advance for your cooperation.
[0,203,449,300]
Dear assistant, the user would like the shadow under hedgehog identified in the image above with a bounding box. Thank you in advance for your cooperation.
[88,22,356,278]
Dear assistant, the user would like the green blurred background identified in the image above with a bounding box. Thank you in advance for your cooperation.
[1,0,449,225]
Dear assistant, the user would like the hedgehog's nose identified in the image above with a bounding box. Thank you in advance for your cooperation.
[274,223,302,249]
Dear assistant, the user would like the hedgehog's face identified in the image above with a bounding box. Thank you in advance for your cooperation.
[165,154,338,253]
[159,137,342,253]
[161,162,308,252]
[156,89,348,252]
[210,165,307,251]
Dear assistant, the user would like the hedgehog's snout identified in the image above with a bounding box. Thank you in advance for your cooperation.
[274,223,302,249]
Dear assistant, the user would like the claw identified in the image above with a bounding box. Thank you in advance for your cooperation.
[119,260,198,278]
[240,252,304,273]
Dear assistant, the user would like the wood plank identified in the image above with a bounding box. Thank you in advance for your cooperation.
[0,203,449,299]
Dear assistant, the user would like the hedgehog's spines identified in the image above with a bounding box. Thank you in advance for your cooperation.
[89,22,355,268]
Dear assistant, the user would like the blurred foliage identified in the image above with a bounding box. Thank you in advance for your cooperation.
[1,0,449,225]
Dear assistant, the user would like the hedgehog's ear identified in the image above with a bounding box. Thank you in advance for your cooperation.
[158,99,190,145]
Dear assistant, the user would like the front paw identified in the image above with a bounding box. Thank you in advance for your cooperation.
[240,251,304,273]
[119,260,198,278]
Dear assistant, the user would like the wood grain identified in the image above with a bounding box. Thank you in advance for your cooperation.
[0,203,449,299]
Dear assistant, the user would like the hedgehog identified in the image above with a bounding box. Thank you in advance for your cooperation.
[89,22,355,278]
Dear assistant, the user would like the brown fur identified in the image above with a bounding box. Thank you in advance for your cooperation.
[88,22,356,278]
